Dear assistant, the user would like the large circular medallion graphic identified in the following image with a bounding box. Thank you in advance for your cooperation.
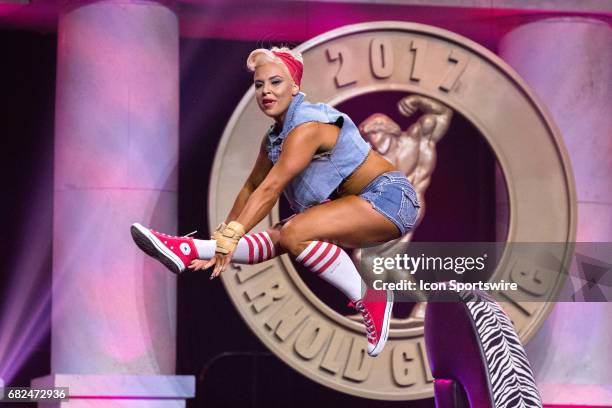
[209,22,576,400]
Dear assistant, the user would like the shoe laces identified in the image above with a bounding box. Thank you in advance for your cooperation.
[151,229,197,238]
[349,300,377,341]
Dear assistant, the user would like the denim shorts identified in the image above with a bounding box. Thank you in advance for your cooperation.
[358,171,421,236]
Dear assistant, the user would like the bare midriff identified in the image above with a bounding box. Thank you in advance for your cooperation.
[336,149,397,197]
[315,122,398,198]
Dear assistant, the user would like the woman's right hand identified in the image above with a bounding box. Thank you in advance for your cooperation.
[188,222,225,272]
[188,254,233,280]
[188,259,216,271]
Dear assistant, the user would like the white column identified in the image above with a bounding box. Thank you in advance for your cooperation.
[32,0,193,405]
[499,17,612,406]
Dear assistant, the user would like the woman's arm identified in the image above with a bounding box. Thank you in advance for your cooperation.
[223,136,274,224]
[234,122,322,232]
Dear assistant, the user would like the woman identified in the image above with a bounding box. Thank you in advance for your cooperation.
[131,47,421,357]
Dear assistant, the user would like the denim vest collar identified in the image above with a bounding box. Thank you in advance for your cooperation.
[268,92,306,142]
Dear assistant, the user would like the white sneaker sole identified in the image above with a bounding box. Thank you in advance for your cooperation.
[369,290,394,357]
[130,223,185,274]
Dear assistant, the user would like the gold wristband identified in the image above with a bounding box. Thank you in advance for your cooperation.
[214,221,246,255]
[223,221,246,239]
[211,222,227,240]
[215,235,239,254]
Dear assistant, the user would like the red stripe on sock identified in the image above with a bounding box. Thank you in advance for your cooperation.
[260,232,273,260]
[253,233,264,263]
[254,233,265,260]
[316,245,341,274]
[300,241,323,265]
[309,243,333,272]
[244,235,254,264]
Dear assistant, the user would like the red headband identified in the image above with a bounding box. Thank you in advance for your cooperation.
[272,51,303,87]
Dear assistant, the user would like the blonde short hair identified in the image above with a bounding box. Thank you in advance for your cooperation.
[246,46,303,77]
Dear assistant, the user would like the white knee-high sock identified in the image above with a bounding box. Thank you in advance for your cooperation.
[295,241,364,301]
[193,231,276,264]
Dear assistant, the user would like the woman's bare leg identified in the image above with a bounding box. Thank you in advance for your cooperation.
[277,195,400,300]
[280,195,400,256]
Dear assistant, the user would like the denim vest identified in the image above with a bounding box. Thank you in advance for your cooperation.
[266,92,371,213]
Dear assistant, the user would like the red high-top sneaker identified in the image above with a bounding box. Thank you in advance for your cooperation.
[130,223,198,274]
[349,288,394,357]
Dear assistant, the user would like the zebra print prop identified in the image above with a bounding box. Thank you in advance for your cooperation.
[460,290,543,408]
